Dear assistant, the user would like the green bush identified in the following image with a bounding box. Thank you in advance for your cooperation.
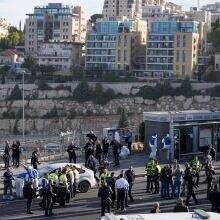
[37,80,52,90]
[138,79,199,100]
[207,85,220,97]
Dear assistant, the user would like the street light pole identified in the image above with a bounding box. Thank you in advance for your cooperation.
[22,71,26,162]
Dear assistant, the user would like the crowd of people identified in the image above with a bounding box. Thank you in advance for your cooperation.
[1,129,220,218]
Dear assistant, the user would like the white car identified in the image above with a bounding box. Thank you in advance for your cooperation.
[16,163,96,194]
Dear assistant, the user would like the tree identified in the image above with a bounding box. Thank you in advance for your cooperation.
[70,65,85,79]
[208,27,220,52]
[72,80,91,102]
[7,84,22,100]
[89,14,103,24]
[22,56,38,75]
[118,108,129,129]
[39,65,56,75]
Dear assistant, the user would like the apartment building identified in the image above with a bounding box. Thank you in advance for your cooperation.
[25,3,86,55]
[102,0,142,20]
[202,2,220,23]
[0,18,9,39]
[85,18,147,71]
[36,42,82,70]
[146,20,201,78]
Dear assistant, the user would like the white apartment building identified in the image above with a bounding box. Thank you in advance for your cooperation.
[102,0,142,20]
[186,8,212,31]
[0,18,9,39]
[25,3,86,55]
[36,42,82,70]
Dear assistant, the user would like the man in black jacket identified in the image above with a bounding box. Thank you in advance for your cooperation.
[106,172,116,208]
[173,198,189,212]
[111,140,120,167]
[125,166,135,202]
[3,141,10,169]
[24,182,35,214]
[45,181,56,216]
[3,168,14,200]
[67,142,78,163]
[98,180,113,217]
[31,150,40,170]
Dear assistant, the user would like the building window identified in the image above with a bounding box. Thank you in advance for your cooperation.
[183,35,186,47]
[176,50,180,62]
[182,50,186,62]
[182,65,185,75]
[176,35,180,47]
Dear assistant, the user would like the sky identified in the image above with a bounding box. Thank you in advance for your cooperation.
[0,0,216,27]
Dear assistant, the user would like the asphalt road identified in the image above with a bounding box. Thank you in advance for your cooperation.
[0,170,219,220]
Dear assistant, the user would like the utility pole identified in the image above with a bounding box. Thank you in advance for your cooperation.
[198,0,200,10]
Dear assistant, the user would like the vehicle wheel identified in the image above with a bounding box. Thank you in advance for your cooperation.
[78,181,91,193]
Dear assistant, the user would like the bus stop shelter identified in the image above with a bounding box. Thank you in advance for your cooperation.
[143,110,220,161]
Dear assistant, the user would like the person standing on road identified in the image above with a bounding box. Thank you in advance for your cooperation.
[145,159,154,193]
[112,140,120,167]
[87,154,99,182]
[67,142,78,163]
[3,141,10,169]
[24,182,35,214]
[106,172,116,208]
[3,167,14,200]
[58,168,68,207]
[45,181,56,216]
[125,166,135,202]
[11,141,17,166]
[95,140,103,165]
[123,130,132,156]
[190,156,201,186]
[98,180,113,217]
[166,164,174,198]
[206,164,215,197]
[173,164,183,198]
[31,150,40,170]
[102,137,110,160]
[84,140,93,167]
[14,141,21,167]
[153,161,161,194]
[160,165,168,198]
[116,174,127,212]
[39,173,49,209]
[185,167,199,206]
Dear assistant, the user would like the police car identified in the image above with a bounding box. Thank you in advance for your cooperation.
[15,163,96,194]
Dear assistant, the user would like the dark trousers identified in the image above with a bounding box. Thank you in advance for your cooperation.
[166,179,173,197]
[103,151,108,160]
[186,187,198,205]
[39,189,46,208]
[45,200,53,216]
[15,155,20,167]
[128,183,134,201]
[27,198,33,213]
[128,142,132,155]
[146,175,153,192]
[12,155,16,166]
[154,177,160,194]
[69,154,76,163]
[59,187,67,207]
[85,154,89,167]
[117,189,125,211]
[96,154,102,165]
[101,201,110,217]
[4,183,13,196]
[4,156,9,168]
[114,153,119,166]
[111,190,116,207]
[195,172,200,185]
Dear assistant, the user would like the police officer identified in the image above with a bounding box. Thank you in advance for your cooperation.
[59,168,68,207]
[111,140,120,167]
[190,156,201,186]
[45,181,56,216]
[153,161,161,194]
[98,180,113,217]
[39,173,49,209]
[31,150,40,170]
[125,166,135,202]
[185,167,199,206]
[100,169,109,181]
[67,142,78,163]
[107,172,116,208]
[206,164,215,196]
[25,182,35,214]
[3,141,10,169]
[145,159,154,193]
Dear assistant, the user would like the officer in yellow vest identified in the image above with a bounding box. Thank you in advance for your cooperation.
[48,170,59,185]
[190,156,201,186]
[100,169,109,181]
[145,159,155,193]
[153,160,161,194]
